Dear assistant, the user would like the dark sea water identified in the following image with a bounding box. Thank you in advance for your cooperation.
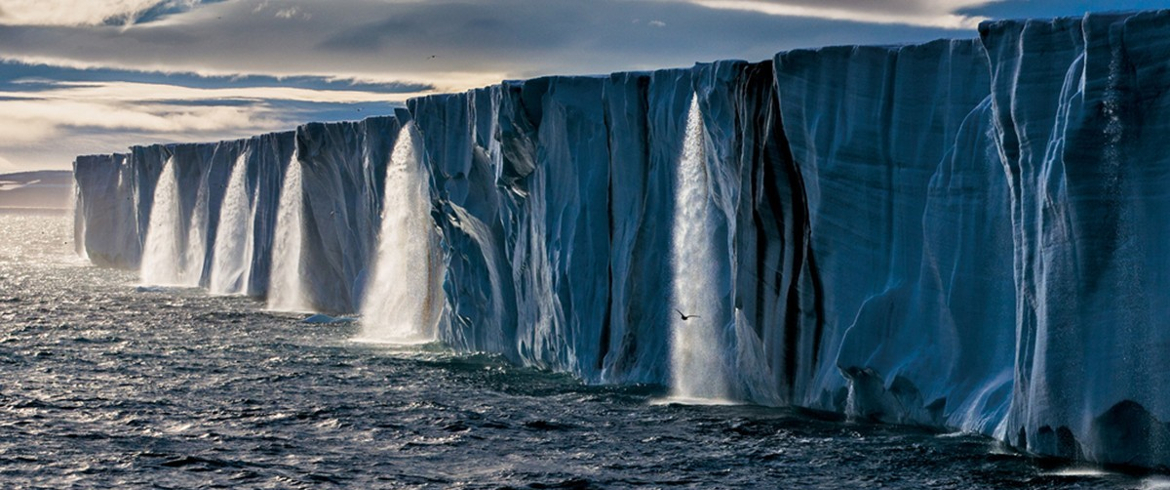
[0,211,1165,489]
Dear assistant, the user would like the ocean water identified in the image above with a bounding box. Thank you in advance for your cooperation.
[0,211,1162,489]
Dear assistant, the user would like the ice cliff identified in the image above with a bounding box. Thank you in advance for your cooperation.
[72,10,1170,470]
[983,10,1170,468]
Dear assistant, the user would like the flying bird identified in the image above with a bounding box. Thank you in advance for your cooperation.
[675,309,700,321]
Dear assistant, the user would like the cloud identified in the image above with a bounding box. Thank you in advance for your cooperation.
[0,0,1148,171]
[0,79,426,140]
[0,155,18,171]
[678,0,1002,29]
[0,0,970,93]
[0,0,985,170]
[0,0,203,26]
[957,0,1167,19]
[14,80,426,104]
[0,78,425,168]
[274,6,310,21]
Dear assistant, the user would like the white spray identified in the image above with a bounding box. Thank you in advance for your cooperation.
[358,123,439,343]
[183,176,209,286]
[210,153,255,294]
[71,175,86,258]
[141,157,193,286]
[267,150,308,311]
[669,93,731,402]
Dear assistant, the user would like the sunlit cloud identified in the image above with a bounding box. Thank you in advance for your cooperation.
[0,98,275,137]
[0,0,1143,171]
[10,80,429,104]
[680,0,1002,29]
[0,78,433,168]
[0,54,509,96]
[0,155,19,171]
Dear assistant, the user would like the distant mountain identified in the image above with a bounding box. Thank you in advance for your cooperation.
[0,170,73,211]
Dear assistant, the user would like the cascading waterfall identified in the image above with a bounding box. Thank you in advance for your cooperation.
[210,153,255,294]
[668,93,731,402]
[140,157,190,286]
[267,150,308,311]
[183,178,209,286]
[71,177,86,258]
[357,123,438,343]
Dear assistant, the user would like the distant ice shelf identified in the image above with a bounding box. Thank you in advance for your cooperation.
[71,9,1170,471]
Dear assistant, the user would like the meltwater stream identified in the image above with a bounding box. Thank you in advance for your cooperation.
[1,211,1164,489]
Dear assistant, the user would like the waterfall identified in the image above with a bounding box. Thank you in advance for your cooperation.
[357,123,439,343]
[71,176,86,258]
[183,176,209,286]
[267,150,308,311]
[668,93,731,402]
[210,153,255,294]
[140,157,191,286]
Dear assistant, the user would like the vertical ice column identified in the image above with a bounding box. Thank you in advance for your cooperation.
[669,94,731,402]
[268,150,308,311]
[210,153,255,294]
[140,157,190,286]
[358,123,439,343]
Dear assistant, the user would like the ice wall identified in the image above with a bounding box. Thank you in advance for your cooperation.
[74,153,139,268]
[72,9,1170,469]
[775,40,1016,430]
[408,65,784,392]
[983,10,1170,468]
[294,117,400,313]
[76,133,295,291]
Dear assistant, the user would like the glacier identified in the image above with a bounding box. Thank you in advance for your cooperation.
[71,10,1170,470]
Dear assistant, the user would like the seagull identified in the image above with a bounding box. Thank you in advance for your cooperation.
[675,309,700,321]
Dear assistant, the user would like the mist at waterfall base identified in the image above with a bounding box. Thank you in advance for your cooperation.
[6,215,1167,488]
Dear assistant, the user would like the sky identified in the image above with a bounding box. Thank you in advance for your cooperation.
[0,0,1163,171]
